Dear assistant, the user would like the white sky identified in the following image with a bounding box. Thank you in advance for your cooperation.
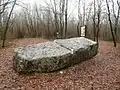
[20,0,93,18]
[23,0,45,5]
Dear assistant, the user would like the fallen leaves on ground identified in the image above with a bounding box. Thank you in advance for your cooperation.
[0,38,120,90]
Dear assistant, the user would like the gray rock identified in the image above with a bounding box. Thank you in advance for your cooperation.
[13,42,72,73]
[13,37,98,73]
[55,37,98,64]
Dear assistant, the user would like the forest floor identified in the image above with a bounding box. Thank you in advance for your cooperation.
[0,38,120,90]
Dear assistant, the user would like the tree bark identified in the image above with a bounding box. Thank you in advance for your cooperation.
[77,0,81,37]
[2,0,17,47]
[96,0,102,44]
[64,0,68,38]
[106,0,116,47]
[93,0,96,41]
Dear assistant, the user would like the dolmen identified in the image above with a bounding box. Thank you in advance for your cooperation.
[13,37,98,73]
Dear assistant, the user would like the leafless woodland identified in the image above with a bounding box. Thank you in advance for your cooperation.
[0,0,120,47]
[0,0,120,89]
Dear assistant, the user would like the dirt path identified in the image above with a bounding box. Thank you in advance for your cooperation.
[0,38,120,90]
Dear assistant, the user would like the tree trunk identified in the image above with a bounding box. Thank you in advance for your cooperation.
[77,0,81,37]
[2,0,17,47]
[64,0,68,38]
[106,0,116,47]
[114,0,120,39]
[96,0,101,44]
[93,0,96,41]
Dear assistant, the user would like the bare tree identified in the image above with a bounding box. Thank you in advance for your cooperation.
[77,0,81,37]
[106,0,116,47]
[111,0,120,39]
[0,0,2,24]
[64,0,68,38]
[86,2,93,25]
[0,0,119,45]
[2,0,17,47]
[59,0,65,38]
[93,0,96,41]
[52,0,60,38]
[82,0,86,25]
[96,0,102,44]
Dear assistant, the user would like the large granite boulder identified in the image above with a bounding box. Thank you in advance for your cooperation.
[13,42,72,73]
[55,37,98,65]
[13,37,98,73]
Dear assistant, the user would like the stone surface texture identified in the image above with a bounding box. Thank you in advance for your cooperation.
[55,37,98,64]
[13,37,98,73]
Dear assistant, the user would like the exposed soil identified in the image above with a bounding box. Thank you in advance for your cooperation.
[0,38,120,90]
